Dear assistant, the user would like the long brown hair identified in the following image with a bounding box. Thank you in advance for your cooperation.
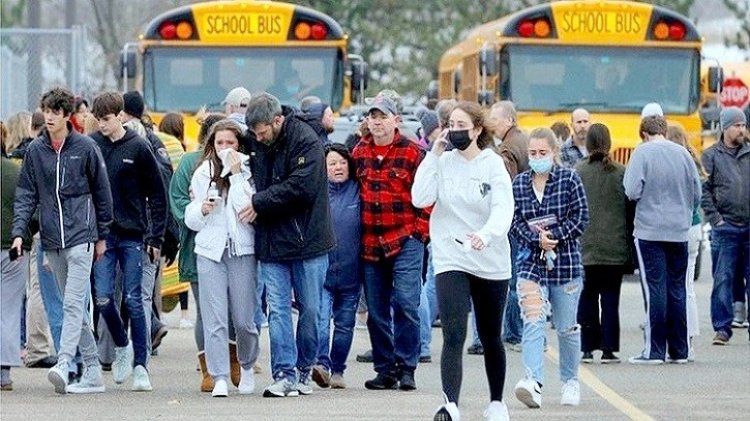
[586,123,616,172]
[667,123,706,179]
[200,119,246,193]
[452,101,493,149]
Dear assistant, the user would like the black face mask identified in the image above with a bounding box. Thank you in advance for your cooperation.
[449,129,472,150]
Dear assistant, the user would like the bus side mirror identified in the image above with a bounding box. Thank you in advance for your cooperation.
[707,66,723,94]
[351,61,369,101]
[120,50,136,79]
[426,80,438,100]
[479,45,497,77]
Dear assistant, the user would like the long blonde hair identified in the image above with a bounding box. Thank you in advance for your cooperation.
[667,123,705,179]
[5,112,32,154]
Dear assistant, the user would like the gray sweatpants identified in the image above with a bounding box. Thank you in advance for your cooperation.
[1,250,28,367]
[197,251,259,381]
[45,243,99,367]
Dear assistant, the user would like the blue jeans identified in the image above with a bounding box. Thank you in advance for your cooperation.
[635,239,689,360]
[518,278,582,385]
[710,223,750,337]
[502,236,523,344]
[93,234,149,367]
[316,284,360,374]
[419,244,437,357]
[262,254,328,382]
[364,237,424,375]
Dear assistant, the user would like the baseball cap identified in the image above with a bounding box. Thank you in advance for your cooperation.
[222,87,252,107]
[368,96,397,116]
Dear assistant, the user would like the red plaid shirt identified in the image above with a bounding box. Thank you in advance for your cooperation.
[353,130,430,262]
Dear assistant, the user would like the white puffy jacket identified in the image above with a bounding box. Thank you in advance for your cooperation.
[185,160,255,262]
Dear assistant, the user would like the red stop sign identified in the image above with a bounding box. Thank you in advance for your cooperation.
[721,78,749,109]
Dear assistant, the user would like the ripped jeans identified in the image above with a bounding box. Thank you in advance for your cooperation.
[518,278,582,386]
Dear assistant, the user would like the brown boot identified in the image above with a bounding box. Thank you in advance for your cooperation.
[198,351,214,393]
[228,341,240,387]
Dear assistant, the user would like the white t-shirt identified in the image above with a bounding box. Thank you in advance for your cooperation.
[412,149,514,280]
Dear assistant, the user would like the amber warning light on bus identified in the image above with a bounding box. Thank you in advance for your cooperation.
[293,21,328,40]
[652,20,685,41]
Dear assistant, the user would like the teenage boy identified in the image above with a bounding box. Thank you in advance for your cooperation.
[89,92,167,391]
[11,87,113,394]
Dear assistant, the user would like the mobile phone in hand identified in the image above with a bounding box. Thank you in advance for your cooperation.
[9,247,22,262]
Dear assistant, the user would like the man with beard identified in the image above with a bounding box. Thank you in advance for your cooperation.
[701,107,750,345]
[561,108,591,169]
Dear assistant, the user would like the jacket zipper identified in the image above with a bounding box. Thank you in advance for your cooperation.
[292,219,304,244]
[55,142,66,248]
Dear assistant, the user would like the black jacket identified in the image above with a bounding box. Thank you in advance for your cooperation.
[251,106,335,262]
[91,128,167,248]
[12,124,113,250]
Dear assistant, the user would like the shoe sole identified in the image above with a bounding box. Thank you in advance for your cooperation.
[581,359,594,364]
[48,370,67,394]
[66,385,105,394]
[311,367,331,388]
[601,359,621,364]
[515,387,541,408]
[628,359,664,365]
[398,383,416,391]
[364,383,397,390]
[152,328,168,351]
[262,389,299,397]
[711,340,728,345]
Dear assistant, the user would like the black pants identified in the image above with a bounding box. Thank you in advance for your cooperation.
[578,265,624,353]
[435,271,508,403]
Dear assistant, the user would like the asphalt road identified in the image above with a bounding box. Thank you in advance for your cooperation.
[2,248,748,421]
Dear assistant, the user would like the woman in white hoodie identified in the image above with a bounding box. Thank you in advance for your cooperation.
[412,101,515,421]
[185,119,259,397]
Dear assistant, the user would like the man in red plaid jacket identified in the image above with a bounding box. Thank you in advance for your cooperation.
[352,95,430,392]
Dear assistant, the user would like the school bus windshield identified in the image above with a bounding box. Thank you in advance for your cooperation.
[143,46,344,113]
[503,45,700,114]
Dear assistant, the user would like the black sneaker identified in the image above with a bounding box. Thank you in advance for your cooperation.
[356,350,374,363]
[364,372,398,390]
[601,352,621,364]
[467,343,484,355]
[398,371,416,391]
[581,352,594,363]
[26,356,58,368]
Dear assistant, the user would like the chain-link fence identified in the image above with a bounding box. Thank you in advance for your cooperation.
[1,26,86,120]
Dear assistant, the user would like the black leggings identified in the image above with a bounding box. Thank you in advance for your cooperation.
[435,271,509,404]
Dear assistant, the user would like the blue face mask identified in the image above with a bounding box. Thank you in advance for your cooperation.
[529,156,553,174]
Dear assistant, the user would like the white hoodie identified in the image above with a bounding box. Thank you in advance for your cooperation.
[185,159,255,262]
[412,148,514,280]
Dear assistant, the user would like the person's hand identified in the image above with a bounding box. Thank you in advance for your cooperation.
[147,246,161,264]
[10,237,23,257]
[94,239,107,261]
[226,149,241,175]
[467,233,485,251]
[201,198,217,216]
[431,129,449,157]
[539,230,558,251]
[238,201,257,224]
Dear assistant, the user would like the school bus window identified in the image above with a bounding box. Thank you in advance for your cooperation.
[170,59,203,87]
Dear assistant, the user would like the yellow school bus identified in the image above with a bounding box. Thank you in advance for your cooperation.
[437,0,711,163]
[121,0,367,150]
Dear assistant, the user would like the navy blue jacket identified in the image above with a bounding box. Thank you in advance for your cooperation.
[325,179,361,291]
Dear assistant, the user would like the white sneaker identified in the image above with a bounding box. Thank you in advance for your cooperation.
[131,365,152,391]
[212,379,228,397]
[238,367,255,395]
[433,393,460,421]
[179,319,194,329]
[66,365,105,394]
[113,343,134,384]
[560,379,580,406]
[47,359,69,394]
[483,401,509,421]
[514,377,542,408]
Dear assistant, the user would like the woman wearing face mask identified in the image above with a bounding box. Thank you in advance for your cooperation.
[511,128,589,410]
[185,119,260,397]
[413,101,515,421]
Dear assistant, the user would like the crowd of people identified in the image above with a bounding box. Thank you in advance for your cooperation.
[0,85,748,421]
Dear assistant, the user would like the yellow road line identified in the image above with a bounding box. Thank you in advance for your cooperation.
[545,348,656,421]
